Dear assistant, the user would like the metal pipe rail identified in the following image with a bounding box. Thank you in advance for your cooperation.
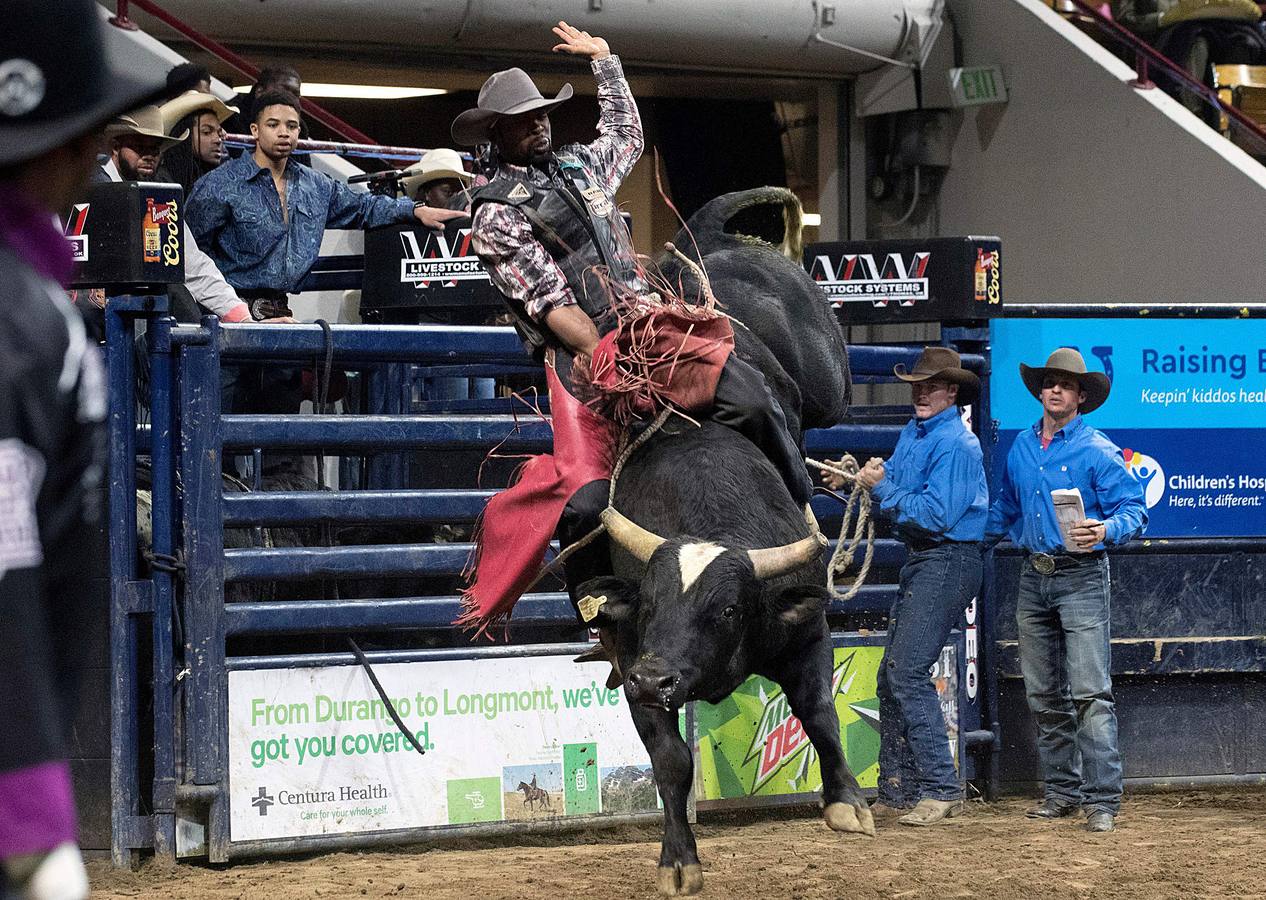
[221,538,910,582]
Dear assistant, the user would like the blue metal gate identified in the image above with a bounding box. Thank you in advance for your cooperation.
[105,298,994,865]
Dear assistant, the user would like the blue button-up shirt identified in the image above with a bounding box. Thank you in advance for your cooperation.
[986,416,1147,553]
[187,153,416,293]
[871,405,988,543]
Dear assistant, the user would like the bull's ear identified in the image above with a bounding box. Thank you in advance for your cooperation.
[776,585,831,626]
[575,576,639,626]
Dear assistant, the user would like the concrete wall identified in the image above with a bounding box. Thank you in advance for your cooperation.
[898,0,1266,304]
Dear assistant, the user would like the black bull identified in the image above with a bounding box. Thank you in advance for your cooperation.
[576,189,869,897]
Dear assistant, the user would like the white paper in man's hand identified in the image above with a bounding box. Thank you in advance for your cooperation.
[1051,488,1087,553]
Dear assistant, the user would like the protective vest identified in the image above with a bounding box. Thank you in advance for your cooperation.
[471,151,645,354]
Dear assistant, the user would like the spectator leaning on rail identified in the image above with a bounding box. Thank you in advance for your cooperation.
[0,1,167,896]
[985,348,1147,834]
[822,348,987,827]
[187,89,462,319]
[156,90,237,198]
[100,106,259,325]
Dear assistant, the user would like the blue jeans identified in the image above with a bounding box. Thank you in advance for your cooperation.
[1016,556,1122,814]
[877,542,982,805]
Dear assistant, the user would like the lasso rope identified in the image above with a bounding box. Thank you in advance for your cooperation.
[805,455,878,601]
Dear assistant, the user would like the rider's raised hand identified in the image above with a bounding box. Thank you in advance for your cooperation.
[552,21,611,60]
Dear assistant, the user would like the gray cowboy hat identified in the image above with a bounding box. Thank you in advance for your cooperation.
[0,0,168,167]
[451,68,573,147]
[1020,347,1111,414]
[893,346,980,405]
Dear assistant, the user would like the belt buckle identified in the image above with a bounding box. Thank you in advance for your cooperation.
[1031,553,1057,576]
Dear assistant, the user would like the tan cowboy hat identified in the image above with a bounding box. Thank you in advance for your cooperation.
[401,147,472,199]
[893,346,980,405]
[451,67,573,147]
[104,105,187,153]
[159,90,238,133]
[1020,347,1111,414]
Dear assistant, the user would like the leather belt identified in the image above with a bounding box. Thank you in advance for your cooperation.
[1028,550,1105,575]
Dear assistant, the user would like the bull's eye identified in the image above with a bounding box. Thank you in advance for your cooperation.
[721,605,738,620]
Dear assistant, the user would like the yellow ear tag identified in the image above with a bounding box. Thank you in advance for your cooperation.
[578,594,608,623]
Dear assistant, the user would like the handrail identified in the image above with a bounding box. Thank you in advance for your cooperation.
[224,134,475,165]
[1067,0,1266,149]
[108,0,375,145]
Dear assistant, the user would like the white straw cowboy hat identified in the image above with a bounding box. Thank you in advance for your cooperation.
[451,67,573,146]
[104,105,188,154]
[159,90,238,133]
[401,147,472,199]
[1020,347,1111,414]
[893,346,980,405]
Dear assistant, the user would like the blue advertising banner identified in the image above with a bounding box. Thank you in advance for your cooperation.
[990,319,1266,537]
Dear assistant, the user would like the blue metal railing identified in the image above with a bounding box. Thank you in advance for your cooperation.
[107,300,995,864]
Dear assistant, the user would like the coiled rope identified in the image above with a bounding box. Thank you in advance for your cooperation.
[805,455,878,600]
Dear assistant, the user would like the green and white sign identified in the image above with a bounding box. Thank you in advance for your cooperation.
[948,65,1008,108]
[695,645,958,803]
[228,655,658,841]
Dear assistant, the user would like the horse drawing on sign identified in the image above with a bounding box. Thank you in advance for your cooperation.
[517,774,552,812]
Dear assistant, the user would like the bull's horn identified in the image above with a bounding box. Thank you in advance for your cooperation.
[748,532,828,580]
[600,507,667,563]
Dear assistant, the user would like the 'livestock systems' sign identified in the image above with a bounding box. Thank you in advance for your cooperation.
[805,236,1003,325]
[991,318,1266,537]
[360,221,501,313]
[227,655,661,842]
[694,645,958,804]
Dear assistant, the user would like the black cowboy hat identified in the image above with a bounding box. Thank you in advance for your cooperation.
[893,346,981,405]
[1019,347,1112,414]
[0,0,168,167]
[451,68,573,147]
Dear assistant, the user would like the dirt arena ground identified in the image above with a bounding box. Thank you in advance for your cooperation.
[89,790,1266,899]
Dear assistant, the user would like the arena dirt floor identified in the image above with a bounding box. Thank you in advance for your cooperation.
[89,790,1266,899]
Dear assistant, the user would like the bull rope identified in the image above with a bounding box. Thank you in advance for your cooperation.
[524,405,675,592]
[805,455,876,601]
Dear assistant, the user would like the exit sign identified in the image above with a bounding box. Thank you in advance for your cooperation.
[948,66,1008,108]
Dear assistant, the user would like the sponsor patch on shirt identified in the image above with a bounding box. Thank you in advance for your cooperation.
[580,185,612,218]
[0,439,46,578]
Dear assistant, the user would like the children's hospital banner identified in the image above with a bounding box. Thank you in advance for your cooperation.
[991,319,1266,537]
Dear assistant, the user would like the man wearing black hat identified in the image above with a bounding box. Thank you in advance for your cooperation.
[823,347,987,827]
[986,348,1147,833]
[0,2,167,896]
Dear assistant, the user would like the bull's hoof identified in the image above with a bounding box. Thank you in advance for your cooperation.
[824,801,876,837]
[656,863,704,896]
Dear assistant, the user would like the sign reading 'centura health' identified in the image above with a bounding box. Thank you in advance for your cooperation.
[227,656,660,842]
[991,318,1266,537]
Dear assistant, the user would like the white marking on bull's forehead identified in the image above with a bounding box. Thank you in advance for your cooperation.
[677,542,726,592]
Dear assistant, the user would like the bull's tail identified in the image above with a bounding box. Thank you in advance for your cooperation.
[671,187,804,262]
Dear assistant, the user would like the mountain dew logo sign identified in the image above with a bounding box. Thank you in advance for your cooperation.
[743,660,850,791]
[696,647,888,801]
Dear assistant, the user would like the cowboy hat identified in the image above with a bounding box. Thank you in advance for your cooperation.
[451,68,573,147]
[401,147,472,199]
[159,90,238,133]
[0,0,168,167]
[893,346,980,405]
[104,106,188,154]
[1019,347,1111,414]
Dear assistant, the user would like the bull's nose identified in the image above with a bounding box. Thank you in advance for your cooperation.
[626,671,679,704]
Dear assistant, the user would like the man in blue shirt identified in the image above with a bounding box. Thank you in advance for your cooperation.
[824,347,987,826]
[187,89,461,312]
[986,348,1147,833]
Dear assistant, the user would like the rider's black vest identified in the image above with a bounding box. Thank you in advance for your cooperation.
[471,152,643,355]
